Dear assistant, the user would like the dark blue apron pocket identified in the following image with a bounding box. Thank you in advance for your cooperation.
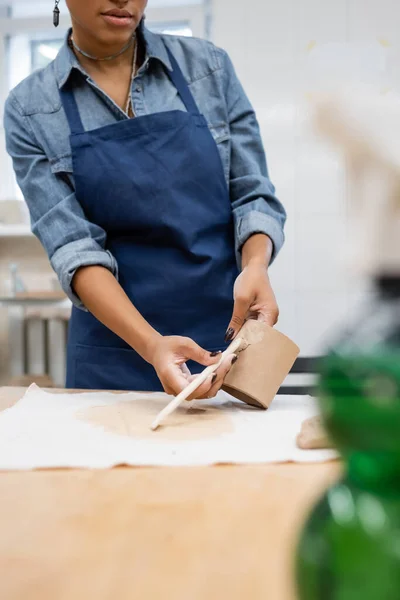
[71,343,162,392]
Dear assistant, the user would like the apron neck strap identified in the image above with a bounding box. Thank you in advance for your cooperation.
[164,47,201,116]
[59,80,85,135]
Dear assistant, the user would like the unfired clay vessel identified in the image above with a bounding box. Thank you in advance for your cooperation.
[223,321,300,409]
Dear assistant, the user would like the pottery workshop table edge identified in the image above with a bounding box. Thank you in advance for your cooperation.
[0,387,341,600]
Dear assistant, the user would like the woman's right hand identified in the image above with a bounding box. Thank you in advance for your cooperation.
[147,336,236,399]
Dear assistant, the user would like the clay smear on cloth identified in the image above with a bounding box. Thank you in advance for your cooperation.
[76,396,235,441]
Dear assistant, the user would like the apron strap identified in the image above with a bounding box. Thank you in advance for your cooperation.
[164,47,201,116]
[59,83,85,135]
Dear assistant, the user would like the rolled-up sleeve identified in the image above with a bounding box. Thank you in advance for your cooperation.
[221,50,286,265]
[4,92,118,309]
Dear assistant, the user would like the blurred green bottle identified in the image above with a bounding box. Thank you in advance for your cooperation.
[297,277,400,599]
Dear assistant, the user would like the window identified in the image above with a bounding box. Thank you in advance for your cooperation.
[148,21,193,37]
[7,32,64,90]
[31,39,64,71]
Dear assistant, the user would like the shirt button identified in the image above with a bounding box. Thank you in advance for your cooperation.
[136,85,141,92]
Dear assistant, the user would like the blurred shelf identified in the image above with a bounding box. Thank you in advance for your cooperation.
[14,291,66,301]
[0,224,33,238]
[0,294,69,307]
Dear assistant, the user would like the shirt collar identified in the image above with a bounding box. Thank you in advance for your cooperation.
[55,20,172,89]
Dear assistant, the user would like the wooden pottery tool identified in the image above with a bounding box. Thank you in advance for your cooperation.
[222,321,300,409]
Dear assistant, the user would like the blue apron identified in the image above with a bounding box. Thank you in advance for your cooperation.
[60,46,239,391]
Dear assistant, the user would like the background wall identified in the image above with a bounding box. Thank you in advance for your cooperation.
[0,0,399,383]
[212,0,399,355]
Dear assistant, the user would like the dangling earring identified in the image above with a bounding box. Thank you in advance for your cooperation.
[53,0,60,28]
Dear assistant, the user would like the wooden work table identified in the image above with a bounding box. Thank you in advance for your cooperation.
[0,387,341,600]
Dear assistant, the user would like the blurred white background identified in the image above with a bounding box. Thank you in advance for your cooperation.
[0,0,398,385]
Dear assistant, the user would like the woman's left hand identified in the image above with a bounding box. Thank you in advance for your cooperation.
[226,263,279,341]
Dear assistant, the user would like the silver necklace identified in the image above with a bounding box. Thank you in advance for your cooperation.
[125,37,138,116]
[71,33,136,62]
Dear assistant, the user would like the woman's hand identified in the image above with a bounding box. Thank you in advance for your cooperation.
[226,262,279,341]
[147,336,237,399]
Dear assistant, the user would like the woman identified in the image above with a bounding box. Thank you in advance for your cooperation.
[5,1,286,398]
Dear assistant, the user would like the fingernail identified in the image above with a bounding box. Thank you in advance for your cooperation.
[224,328,235,343]
[231,355,238,365]
[210,351,222,357]
[211,374,217,384]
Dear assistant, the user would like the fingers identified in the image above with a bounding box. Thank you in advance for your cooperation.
[181,363,192,378]
[161,353,239,401]
[160,365,214,399]
[185,353,238,400]
[180,338,220,367]
[252,304,280,327]
[160,366,191,397]
[192,354,237,400]
[205,353,238,399]
[162,383,174,395]
[157,335,238,399]
[185,373,216,401]
[225,295,249,342]
[259,312,278,327]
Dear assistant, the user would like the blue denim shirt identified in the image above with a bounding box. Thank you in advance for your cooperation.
[4,25,286,308]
